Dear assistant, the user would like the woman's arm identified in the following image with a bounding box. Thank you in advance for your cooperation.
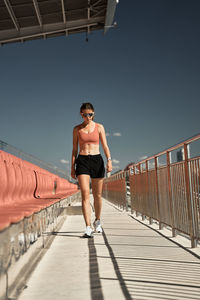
[71,126,78,179]
[99,124,112,173]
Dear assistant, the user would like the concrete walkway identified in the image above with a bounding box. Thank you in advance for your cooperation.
[18,197,200,300]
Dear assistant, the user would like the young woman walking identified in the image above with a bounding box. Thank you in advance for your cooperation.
[71,102,112,237]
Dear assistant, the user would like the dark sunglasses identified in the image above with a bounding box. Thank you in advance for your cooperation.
[82,113,94,118]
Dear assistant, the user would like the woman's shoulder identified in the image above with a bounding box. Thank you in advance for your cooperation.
[96,123,104,132]
[73,124,82,132]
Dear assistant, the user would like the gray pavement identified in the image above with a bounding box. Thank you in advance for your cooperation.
[18,197,200,300]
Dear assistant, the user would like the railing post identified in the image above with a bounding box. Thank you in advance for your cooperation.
[119,174,122,209]
[155,157,162,230]
[125,170,129,212]
[146,160,152,225]
[183,144,197,248]
[166,151,176,237]
[140,164,145,221]
[122,172,124,210]
[129,167,134,215]
[138,163,145,220]
[135,165,140,217]
[105,181,107,200]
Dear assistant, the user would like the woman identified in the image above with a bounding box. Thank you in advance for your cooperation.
[71,102,112,238]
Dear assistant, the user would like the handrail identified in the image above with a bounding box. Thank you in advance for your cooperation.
[129,133,200,167]
[103,133,200,248]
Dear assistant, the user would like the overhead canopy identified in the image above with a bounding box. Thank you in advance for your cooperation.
[0,0,118,45]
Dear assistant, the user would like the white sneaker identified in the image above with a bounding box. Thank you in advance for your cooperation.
[83,226,93,238]
[93,219,103,233]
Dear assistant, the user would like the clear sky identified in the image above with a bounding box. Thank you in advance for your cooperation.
[0,0,200,176]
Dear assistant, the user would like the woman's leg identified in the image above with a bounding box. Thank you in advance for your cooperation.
[78,174,91,226]
[91,178,104,220]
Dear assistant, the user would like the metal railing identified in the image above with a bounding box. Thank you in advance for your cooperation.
[103,133,200,248]
[103,171,127,209]
[0,139,69,180]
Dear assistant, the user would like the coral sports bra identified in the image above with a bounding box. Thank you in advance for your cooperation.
[78,123,99,146]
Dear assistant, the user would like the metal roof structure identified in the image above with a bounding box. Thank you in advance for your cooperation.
[0,0,118,45]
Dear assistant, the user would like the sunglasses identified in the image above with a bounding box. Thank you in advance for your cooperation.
[82,113,94,118]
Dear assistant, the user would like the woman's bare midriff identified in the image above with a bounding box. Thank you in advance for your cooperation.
[79,143,100,155]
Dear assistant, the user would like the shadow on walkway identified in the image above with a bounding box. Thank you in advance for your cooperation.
[18,199,200,300]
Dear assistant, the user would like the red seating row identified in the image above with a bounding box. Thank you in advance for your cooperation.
[0,150,78,231]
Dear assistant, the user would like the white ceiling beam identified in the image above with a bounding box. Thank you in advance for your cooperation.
[93,0,103,7]
[32,0,43,27]
[0,23,99,45]
[3,0,20,31]
[92,8,106,18]
[0,16,104,44]
[88,0,91,19]
[61,0,66,24]
[87,0,90,34]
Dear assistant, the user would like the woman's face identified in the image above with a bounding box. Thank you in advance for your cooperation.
[81,109,95,122]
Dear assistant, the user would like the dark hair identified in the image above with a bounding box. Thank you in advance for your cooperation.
[80,102,94,112]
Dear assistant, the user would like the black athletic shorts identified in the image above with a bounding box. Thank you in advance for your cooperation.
[75,154,105,178]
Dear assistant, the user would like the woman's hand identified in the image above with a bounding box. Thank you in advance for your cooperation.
[71,168,76,180]
[107,160,112,173]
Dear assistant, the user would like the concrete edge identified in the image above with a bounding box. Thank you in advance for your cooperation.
[0,192,82,300]
[8,215,67,300]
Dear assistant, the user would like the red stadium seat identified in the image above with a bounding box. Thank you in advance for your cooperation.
[0,150,78,232]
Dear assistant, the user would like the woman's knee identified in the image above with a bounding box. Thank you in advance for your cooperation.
[93,192,102,200]
[81,189,90,200]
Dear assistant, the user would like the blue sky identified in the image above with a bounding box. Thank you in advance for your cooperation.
[0,0,200,176]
